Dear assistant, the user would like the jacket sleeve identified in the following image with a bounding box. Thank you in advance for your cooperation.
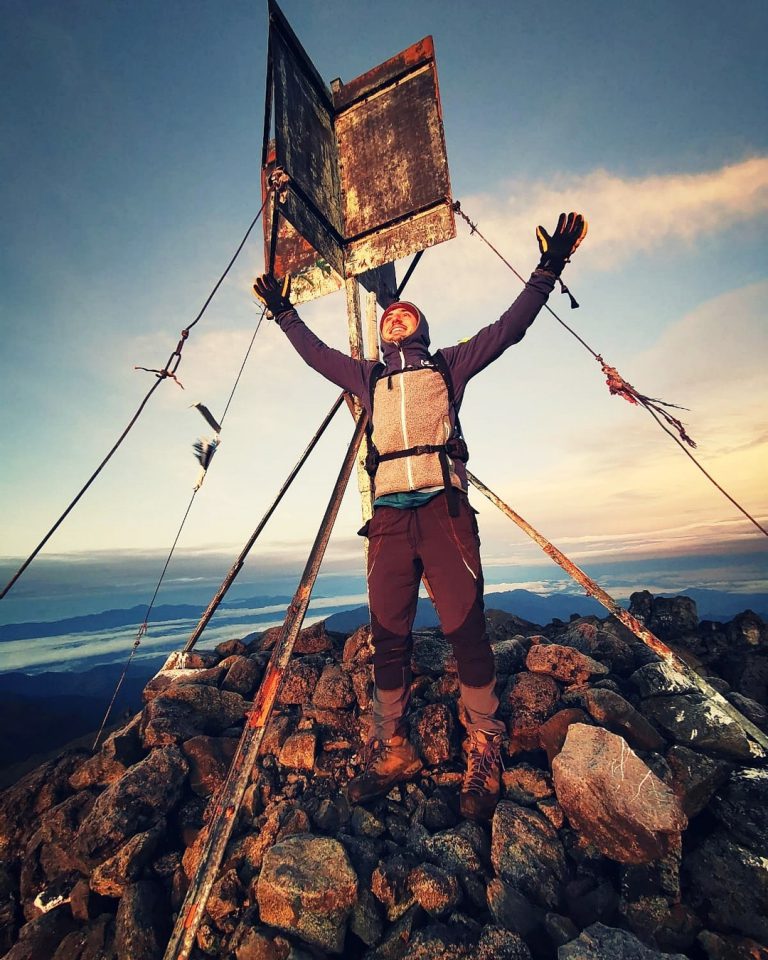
[274,307,372,399]
[440,271,556,390]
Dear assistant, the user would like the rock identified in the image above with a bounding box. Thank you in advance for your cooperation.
[277,658,323,705]
[52,914,116,960]
[295,620,334,654]
[230,910,292,959]
[1,908,77,960]
[309,663,354,709]
[256,834,358,953]
[560,622,636,677]
[114,880,168,960]
[412,632,455,676]
[68,752,128,791]
[538,708,590,764]
[349,887,384,947]
[406,921,472,959]
[364,903,420,960]
[20,791,94,910]
[697,930,768,960]
[619,836,682,941]
[486,878,544,934]
[719,650,768,706]
[630,662,696,697]
[412,703,456,765]
[407,863,460,916]
[505,672,561,753]
[639,693,758,761]
[491,801,566,910]
[99,714,146,766]
[216,637,247,657]
[350,806,386,839]
[221,656,263,697]
[0,753,84,860]
[372,856,416,922]
[629,591,698,642]
[69,884,112,928]
[143,667,226,702]
[710,767,768,852]
[558,921,688,959]
[726,691,768,729]
[90,821,164,897]
[502,764,554,804]
[552,725,687,864]
[544,913,579,949]
[583,689,665,752]
[564,878,619,929]
[490,636,531,675]
[665,744,733,817]
[684,831,768,941]
[206,868,245,932]
[75,745,188,866]
[278,731,316,771]
[526,643,609,685]
[259,714,294,756]
[422,825,484,876]
[236,802,310,880]
[343,624,374,664]
[140,685,248,747]
[181,735,238,797]
[476,926,532,960]
[350,664,374,711]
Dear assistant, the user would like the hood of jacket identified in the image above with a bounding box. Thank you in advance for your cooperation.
[380,304,433,371]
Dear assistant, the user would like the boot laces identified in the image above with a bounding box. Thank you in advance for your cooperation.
[464,734,501,794]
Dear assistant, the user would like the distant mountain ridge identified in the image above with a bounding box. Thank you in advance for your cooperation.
[3,587,766,645]
[0,596,294,642]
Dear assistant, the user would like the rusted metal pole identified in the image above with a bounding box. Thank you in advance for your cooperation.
[181,392,346,654]
[467,469,768,757]
[163,410,368,960]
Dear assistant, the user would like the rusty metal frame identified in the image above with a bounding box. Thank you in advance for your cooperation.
[262,0,453,305]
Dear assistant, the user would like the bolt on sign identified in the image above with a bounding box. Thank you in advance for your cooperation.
[261,0,455,306]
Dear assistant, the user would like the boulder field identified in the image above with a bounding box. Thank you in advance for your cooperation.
[1,591,766,959]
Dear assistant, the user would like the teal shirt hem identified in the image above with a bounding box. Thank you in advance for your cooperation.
[373,489,444,510]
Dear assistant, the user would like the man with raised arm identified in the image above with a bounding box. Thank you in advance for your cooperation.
[255,212,587,820]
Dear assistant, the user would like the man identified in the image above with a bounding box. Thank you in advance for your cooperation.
[255,212,587,819]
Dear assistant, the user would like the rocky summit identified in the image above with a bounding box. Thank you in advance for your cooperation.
[1,591,767,960]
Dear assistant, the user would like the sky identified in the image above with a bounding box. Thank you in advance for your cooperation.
[1,0,767,630]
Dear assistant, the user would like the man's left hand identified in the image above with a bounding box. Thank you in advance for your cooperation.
[535,212,588,277]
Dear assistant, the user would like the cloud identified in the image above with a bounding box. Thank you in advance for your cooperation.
[460,156,768,270]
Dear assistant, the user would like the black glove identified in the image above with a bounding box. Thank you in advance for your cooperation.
[253,273,292,317]
[535,212,588,277]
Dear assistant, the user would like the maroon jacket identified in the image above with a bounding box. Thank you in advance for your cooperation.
[274,270,556,489]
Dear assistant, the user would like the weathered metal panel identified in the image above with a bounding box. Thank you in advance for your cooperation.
[261,9,454,300]
[261,153,343,306]
[334,37,455,277]
[332,36,435,112]
[270,14,344,271]
[344,204,454,278]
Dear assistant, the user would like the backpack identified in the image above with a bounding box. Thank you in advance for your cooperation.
[364,350,468,516]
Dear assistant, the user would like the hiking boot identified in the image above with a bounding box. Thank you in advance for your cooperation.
[347,735,422,804]
[460,729,503,821]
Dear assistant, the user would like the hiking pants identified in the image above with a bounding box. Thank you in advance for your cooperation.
[365,492,504,739]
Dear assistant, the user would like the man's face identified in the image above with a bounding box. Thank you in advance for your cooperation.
[380,306,420,344]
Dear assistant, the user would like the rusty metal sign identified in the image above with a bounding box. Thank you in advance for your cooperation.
[262,0,454,305]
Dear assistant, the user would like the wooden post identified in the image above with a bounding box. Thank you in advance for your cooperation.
[366,290,379,361]
[346,277,374,526]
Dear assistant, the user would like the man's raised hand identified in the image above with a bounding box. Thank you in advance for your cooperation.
[535,213,588,277]
[253,273,292,317]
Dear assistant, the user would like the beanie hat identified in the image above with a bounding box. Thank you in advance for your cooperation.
[380,300,421,331]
